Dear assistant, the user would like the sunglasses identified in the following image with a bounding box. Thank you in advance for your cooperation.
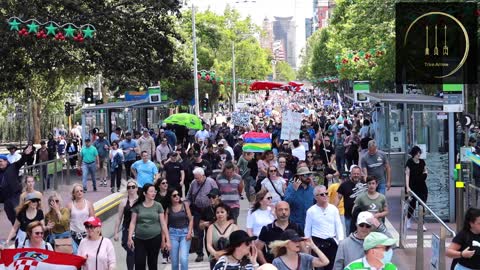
[30,199,40,203]
[33,231,44,236]
[161,182,168,185]
[266,196,273,200]
[50,199,60,203]
[75,189,84,193]
[127,185,137,190]
[85,225,97,229]
[316,193,328,197]
[269,170,277,172]
[307,156,313,158]
[208,195,218,199]
[172,194,179,198]
[358,223,372,229]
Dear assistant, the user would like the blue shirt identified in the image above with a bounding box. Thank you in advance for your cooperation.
[132,160,158,188]
[120,139,138,161]
[164,130,177,148]
[284,183,314,230]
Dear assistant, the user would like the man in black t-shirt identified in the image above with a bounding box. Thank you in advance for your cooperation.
[163,152,185,194]
[318,136,335,166]
[337,166,366,235]
[311,155,337,188]
[256,201,304,264]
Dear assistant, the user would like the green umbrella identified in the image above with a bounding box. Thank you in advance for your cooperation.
[163,113,203,130]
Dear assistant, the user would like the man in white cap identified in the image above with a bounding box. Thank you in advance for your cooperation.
[344,232,397,270]
[333,211,389,270]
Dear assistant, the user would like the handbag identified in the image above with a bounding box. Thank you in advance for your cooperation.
[267,178,284,200]
[54,238,73,254]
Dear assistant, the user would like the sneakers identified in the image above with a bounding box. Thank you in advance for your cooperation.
[162,257,168,264]
[406,218,412,229]
[102,180,107,187]
[423,225,427,232]
[195,256,204,262]
[111,188,115,193]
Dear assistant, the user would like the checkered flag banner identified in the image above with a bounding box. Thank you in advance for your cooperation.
[0,248,85,270]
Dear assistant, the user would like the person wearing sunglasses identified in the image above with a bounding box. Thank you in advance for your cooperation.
[165,188,194,270]
[78,217,116,270]
[45,193,71,247]
[333,211,389,270]
[5,192,45,248]
[260,166,286,206]
[246,190,275,237]
[344,232,397,270]
[270,229,329,270]
[114,180,138,270]
[213,230,259,270]
[16,221,53,250]
[304,185,344,270]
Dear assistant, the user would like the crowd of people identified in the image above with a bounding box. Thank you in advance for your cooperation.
[1,91,480,270]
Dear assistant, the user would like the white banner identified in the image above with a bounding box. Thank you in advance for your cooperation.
[280,111,302,140]
[231,112,251,127]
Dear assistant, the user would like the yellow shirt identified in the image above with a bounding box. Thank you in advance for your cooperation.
[327,183,344,215]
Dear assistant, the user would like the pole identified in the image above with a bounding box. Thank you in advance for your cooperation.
[416,205,424,270]
[448,112,455,222]
[232,41,236,111]
[192,4,200,116]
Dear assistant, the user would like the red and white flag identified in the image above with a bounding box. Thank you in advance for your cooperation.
[0,248,85,270]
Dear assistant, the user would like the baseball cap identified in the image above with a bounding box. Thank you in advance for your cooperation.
[84,216,102,227]
[207,188,220,198]
[357,211,374,226]
[338,124,345,129]
[280,229,304,242]
[363,232,397,251]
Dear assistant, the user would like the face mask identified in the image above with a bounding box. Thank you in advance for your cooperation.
[381,249,393,265]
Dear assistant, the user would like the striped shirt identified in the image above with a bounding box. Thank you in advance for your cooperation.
[216,173,242,209]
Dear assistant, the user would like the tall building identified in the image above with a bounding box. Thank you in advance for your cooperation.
[273,16,296,68]
[272,40,286,61]
[260,17,274,52]
[313,0,335,31]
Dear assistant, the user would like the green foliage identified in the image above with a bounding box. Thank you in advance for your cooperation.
[275,61,296,82]
[310,28,336,79]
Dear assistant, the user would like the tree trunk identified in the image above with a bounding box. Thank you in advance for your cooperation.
[32,99,42,143]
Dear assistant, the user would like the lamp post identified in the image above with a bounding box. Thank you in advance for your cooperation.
[192,4,200,116]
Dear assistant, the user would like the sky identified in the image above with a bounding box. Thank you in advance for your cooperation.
[192,0,313,68]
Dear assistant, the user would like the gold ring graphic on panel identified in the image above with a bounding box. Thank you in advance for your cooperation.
[403,11,469,79]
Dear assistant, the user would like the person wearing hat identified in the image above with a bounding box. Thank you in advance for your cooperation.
[7,145,21,164]
[212,230,259,270]
[5,192,44,247]
[344,232,397,270]
[78,216,116,270]
[0,145,33,225]
[270,229,329,270]
[284,167,315,230]
[333,211,389,270]
[138,127,156,161]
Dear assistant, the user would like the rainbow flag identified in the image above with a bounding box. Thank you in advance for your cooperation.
[242,132,272,152]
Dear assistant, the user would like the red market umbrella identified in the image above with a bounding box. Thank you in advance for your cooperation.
[249,81,284,91]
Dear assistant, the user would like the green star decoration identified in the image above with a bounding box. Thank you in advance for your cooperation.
[45,23,57,36]
[9,19,21,31]
[82,26,95,38]
[64,25,76,37]
[27,21,39,33]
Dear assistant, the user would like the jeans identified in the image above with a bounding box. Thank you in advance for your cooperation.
[169,227,191,270]
[124,160,135,179]
[455,264,475,270]
[121,228,135,270]
[82,162,97,190]
[244,176,256,201]
[344,216,352,235]
[336,154,346,173]
[377,182,386,195]
[47,231,74,252]
[134,234,162,270]
[230,207,240,224]
[111,166,122,190]
[40,164,52,190]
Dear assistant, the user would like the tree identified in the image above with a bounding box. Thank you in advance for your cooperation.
[310,28,336,79]
[275,61,296,82]
[0,0,185,142]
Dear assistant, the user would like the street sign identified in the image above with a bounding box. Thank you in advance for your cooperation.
[443,84,464,112]
[353,81,370,103]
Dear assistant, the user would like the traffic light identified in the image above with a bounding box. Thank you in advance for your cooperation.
[64,102,71,116]
[84,87,94,103]
[201,98,209,112]
[69,103,76,116]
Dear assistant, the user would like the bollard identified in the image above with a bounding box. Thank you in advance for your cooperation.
[416,205,424,270]
[455,181,465,232]
[439,226,446,270]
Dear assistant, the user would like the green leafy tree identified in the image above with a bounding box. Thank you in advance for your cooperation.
[275,61,296,82]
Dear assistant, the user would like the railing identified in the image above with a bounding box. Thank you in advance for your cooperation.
[399,189,456,270]
[466,183,480,209]
[22,153,80,192]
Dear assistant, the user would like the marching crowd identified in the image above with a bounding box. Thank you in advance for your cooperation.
[1,92,480,270]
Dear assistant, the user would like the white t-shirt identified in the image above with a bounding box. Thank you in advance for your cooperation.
[195,130,210,142]
[246,207,275,236]
[261,177,286,205]
[109,149,124,162]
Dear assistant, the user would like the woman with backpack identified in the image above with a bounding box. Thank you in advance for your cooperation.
[165,188,193,270]
[206,203,238,269]
[109,141,124,193]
